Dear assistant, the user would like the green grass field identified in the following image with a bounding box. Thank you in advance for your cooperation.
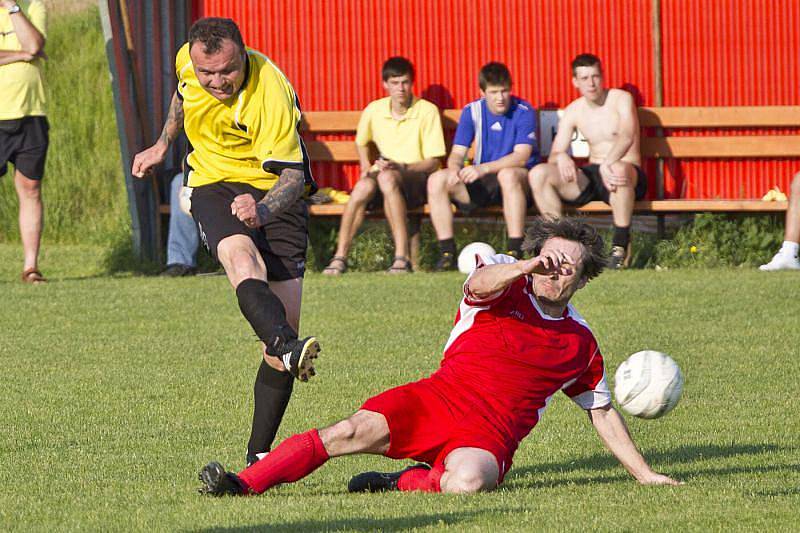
[1,244,798,531]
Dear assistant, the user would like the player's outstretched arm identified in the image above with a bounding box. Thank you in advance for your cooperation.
[132,91,184,178]
[588,404,682,485]
[466,250,574,299]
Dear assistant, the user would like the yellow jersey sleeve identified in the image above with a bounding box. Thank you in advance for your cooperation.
[174,42,191,98]
[251,65,304,172]
[420,102,446,160]
[25,1,46,37]
[354,103,373,147]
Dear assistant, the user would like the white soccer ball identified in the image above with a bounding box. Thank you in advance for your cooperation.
[614,350,684,419]
[458,242,496,274]
[178,186,193,216]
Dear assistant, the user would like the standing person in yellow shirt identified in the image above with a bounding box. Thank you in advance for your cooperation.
[323,57,446,275]
[132,18,320,468]
[0,0,47,283]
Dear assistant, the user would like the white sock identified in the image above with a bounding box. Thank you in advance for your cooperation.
[779,241,799,258]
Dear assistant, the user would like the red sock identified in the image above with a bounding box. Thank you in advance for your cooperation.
[397,464,444,492]
[237,429,329,494]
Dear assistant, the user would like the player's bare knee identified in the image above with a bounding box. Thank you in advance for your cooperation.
[377,170,401,191]
[497,168,524,190]
[427,170,448,195]
[528,164,551,190]
[443,468,495,494]
[350,179,376,203]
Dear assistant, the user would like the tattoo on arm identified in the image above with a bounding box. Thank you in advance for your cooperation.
[159,92,184,145]
[258,167,305,218]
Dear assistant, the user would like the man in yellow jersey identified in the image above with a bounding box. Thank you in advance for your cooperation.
[0,0,47,283]
[322,57,445,275]
[132,18,320,467]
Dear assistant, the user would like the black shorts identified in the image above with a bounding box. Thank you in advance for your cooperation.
[455,172,533,213]
[0,116,49,180]
[564,164,648,207]
[366,170,429,211]
[190,181,309,281]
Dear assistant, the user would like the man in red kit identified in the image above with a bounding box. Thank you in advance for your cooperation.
[198,217,681,496]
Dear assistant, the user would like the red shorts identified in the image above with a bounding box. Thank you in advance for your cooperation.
[360,377,517,482]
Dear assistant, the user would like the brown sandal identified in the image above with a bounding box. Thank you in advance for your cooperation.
[323,256,348,275]
[21,268,47,284]
[387,256,412,274]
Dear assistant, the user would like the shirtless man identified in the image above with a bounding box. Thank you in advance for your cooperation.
[528,54,646,269]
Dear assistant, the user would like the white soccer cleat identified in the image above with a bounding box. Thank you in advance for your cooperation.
[759,253,800,271]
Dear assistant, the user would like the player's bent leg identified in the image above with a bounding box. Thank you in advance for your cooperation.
[14,170,44,273]
[786,172,800,243]
[607,162,637,228]
[217,234,268,288]
[329,177,378,264]
[529,163,566,217]
[761,171,800,270]
[439,447,500,494]
[427,168,457,240]
[497,167,530,256]
[200,411,390,496]
[607,162,637,269]
[377,169,412,272]
[319,410,391,457]
[247,276,307,464]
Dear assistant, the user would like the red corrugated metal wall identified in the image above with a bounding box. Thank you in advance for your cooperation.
[661,0,800,199]
[191,0,799,198]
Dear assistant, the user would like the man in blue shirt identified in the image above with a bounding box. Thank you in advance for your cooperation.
[427,63,540,270]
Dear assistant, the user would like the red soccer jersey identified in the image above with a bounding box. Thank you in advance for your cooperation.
[429,253,611,447]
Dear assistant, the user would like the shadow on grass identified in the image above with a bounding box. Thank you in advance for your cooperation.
[506,443,787,488]
[196,509,502,532]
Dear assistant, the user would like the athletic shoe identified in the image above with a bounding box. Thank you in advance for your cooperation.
[160,263,196,277]
[608,245,627,270]
[434,252,456,272]
[506,250,521,260]
[279,336,320,382]
[759,253,800,271]
[246,452,268,467]
[347,463,430,493]
[198,462,247,496]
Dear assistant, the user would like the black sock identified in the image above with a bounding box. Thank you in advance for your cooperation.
[612,226,631,249]
[236,278,297,355]
[248,359,294,456]
[438,238,456,255]
[507,237,524,254]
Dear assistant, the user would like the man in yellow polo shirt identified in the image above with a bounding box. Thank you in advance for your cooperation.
[0,0,47,283]
[132,18,320,468]
[323,57,445,274]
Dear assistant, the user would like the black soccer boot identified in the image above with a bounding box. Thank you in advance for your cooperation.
[347,464,431,493]
[266,336,321,382]
[198,462,247,496]
[434,252,457,272]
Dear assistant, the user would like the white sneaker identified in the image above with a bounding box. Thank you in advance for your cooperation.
[759,253,800,271]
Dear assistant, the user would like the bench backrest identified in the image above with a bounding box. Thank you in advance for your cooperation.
[302,106,800,162]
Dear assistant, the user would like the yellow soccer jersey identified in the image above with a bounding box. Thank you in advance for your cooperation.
[355,96,445,164]
[0,0,47,120]
[175,43,314,192]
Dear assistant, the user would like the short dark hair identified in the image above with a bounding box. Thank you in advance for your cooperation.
[521,217,607,280]
[571,53,602,76]
[382,56,415,82]
[188,17,245,55]
[479,62,512,90]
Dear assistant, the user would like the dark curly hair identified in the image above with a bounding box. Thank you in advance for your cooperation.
[188,17,245,55]
[521,216,607,280]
